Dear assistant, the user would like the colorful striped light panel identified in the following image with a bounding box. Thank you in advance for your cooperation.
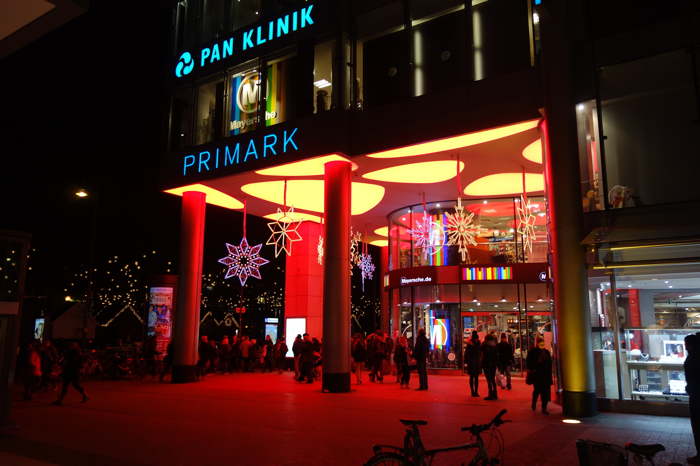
[463,266,513,281]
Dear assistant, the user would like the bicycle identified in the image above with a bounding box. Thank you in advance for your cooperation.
[365,409,510,465]
[576,439,681,466]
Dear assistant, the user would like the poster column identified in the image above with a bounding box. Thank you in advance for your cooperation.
[147,274,178,361]
[172,191,206,383]
[322,161,351,393]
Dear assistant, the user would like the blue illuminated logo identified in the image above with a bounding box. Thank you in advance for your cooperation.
[174,4,315,78]
[183,127,299,176]
[175,52,194,77]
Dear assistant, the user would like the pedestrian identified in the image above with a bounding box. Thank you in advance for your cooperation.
[197,336,210,377]
[414,328,429,391]
[384,333,394,381]
[351,334,367,384]
[240,336,253,372]
[273,336,288,373]
[312,337,322,379]
[231,335,241,372]
[685,333,700,464]
[395,337,411,388]
[23,342,42,400]
[526,336,553,414]
[52,342,89,405]
[292,334,303,379]
[464,331,481,397]
[481,333,499,400]
[160,341,173,382]
[497,332,514,390]
[263,335,275,372]
[298,333,315,383]
[40,339,60,391]
[219,337,232,373]
[368,329,386,383]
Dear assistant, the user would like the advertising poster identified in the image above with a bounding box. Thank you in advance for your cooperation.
[148,287,174,358]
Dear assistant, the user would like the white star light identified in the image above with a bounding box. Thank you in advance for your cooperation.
[358,253,375,291]
[517,195,537,258]
[445,198,479,263]
[218,237,269,286]
[266,207,303,257]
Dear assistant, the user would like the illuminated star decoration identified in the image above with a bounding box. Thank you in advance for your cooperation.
[218,237,269,286]
[317,235,324,265]
[516,194,537,259]
[445,197,479,263]
[409,214,446,258]
[266,207,303,257]
[358,253,375,292]
[350,229,363,266]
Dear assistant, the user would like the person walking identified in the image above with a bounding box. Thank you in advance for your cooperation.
[160,341,174,382]
[526,336,553,414]
[685,333,700,464]
[52,342,88,405]
[414,328,429,391]
[263,335,275,372]
[464,331,482,397]
[273,336,288,374]
[23,342,42,400]
[481,333,499,400]
[368,330,386,383]
[497,332,514,390]
[351,334,367,384]
[298,334,315,383]
[395,337,411,389]
[292,334,303,379]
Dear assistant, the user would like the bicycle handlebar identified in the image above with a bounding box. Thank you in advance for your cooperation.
[461,410,510,435]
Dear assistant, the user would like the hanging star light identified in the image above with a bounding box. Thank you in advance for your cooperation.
[409,214,446,258]
[350,229,363,266]
[358,253,375,292]
[266,207,303,257]
[218,237,270,286]
[516,194,537,258]
[317,235,324,265]
[445,198,480,263]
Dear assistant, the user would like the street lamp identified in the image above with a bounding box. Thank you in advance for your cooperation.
[74,188,98,344]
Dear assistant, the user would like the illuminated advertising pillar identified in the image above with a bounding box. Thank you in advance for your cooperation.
[172,191,206,383]
[147,274,178,359]
[322,161,351,393]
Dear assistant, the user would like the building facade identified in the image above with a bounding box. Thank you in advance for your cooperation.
[160,0,700,417]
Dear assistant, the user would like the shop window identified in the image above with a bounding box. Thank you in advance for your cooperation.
[228,65,261,135]
[230,0,261,32]
[174,0,201,53]
[356,1,407,109]
[411,8,467,97]
[202,0,227,43]
[576,101,605,212]
[516,195,548,263]
[599,49,700,207]
[170,88,195,150]
[471,0,531,81]
[265,54,298,127]
[195,78,225,145]
[313,41,334,113]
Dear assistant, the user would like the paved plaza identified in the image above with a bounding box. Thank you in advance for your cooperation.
[0,373,694,465]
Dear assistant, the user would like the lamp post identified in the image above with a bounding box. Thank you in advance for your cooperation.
[75,188,98,345]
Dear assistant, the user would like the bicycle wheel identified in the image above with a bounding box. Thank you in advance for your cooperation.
[364,452,412,466]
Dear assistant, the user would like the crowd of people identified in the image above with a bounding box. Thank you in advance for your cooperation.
[195,334,290,376]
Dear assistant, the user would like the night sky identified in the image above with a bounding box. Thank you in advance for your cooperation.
[1,1,379,330]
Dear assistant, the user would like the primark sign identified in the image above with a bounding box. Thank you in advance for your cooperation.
[175,4,316,78]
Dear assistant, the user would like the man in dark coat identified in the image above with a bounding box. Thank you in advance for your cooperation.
[414,328,429,390]
[464,331,481,397]
[685,333,700,464]
[52,342,88,405]
[497,332,515,390]
[481,333,499,400]
[298,333,315,383]
[526,337,553,414]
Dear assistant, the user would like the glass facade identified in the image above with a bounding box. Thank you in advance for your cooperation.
[195,77,225,145]
[589,244,700,405]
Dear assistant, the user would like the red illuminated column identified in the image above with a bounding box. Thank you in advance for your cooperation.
[380,247,389,333]
[172,191,206,383]
[322,161,351,393]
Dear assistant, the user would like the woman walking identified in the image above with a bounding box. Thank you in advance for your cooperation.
[526,337,553,414]
[394,337,411,388]
[464,331,481,397]
[481,333,499,401]
[351,334,367,384]
[497,332,514,390]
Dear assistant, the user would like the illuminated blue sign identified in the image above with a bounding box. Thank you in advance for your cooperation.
[175,4,315,78]
[182,127,299,176]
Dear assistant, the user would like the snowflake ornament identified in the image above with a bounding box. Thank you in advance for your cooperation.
[266,207,303,257]
[445,198,480,263]
[516,195,537,258]
[218,237,269,286]
[409,214,447,258]
[317,235,324,265]
[358,253,375,291]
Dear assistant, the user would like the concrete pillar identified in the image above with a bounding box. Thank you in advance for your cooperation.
[322,161,351,393]
[172,191,206,383]
[540,0,597,416]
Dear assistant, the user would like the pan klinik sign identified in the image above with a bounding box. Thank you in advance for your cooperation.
[174,4,316,78]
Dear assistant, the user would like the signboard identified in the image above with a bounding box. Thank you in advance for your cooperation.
[148,287,174,358]
[463,266,513,281]
[174,4,317,78]
[389,266,438,288]
[461,263,550,284]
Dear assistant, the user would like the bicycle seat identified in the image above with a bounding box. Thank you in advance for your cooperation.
[625,443,665,457]
[399,419,428,426]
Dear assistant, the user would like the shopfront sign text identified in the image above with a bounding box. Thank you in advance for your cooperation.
[182,127,299,176]
[175,4,315,78]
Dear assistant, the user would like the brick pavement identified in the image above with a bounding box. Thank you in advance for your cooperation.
[0,372,693,465]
